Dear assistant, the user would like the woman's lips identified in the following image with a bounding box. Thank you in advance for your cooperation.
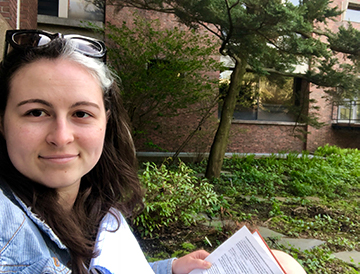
[39,154,79,163]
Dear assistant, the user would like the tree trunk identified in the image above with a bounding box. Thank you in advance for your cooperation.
[205,58,247,179]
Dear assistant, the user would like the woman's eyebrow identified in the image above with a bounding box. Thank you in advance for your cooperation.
[71,101,100,109]
[17,99,52,108]
[16,100,100,109]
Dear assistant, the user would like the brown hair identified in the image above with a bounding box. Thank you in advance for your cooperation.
[0,38,143,273]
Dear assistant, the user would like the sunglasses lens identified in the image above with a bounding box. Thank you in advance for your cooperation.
[6,31,106,61]
[71,38,104,57]
[12,33,52,47]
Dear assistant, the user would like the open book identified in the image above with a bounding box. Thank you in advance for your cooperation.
[189,226,286,274]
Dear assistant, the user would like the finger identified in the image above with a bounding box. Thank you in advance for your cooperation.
[191,250,210,260]
[188,258,212,270]
[172,251,212,274]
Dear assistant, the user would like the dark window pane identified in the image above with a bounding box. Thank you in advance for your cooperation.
[38,0,58,16]
[219,72,301,122]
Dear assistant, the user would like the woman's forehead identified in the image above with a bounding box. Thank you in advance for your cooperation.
[8,58,104,104]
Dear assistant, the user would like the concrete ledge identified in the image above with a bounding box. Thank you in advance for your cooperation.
[37,15,103,28]
[231,120,306,126]
[136,151,317,163]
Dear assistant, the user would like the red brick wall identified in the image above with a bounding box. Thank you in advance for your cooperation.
[20,0,38,29]
[0,0,37,29]
[106,6,181,30]
[228,123,306,153]
[134,112,217,153]
[307,85,332,152]
[0,0,17,28]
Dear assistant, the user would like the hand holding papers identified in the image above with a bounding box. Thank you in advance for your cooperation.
[190,226,286,274]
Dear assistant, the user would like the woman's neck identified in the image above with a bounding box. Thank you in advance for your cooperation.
[56,184,80,212]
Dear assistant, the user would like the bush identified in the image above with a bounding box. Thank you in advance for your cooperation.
[133,161,219,237]
[219,146,360,198]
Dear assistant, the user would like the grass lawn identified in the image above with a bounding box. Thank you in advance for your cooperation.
[133,145,360,274]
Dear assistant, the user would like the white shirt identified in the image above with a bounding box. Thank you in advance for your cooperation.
[89,209,155,274]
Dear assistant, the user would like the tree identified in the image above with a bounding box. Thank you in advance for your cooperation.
[111,0,360,178]
[95,14,220,150]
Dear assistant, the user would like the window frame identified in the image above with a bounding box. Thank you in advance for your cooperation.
[343,1,360,23]
[219,70,302,123]
[37,0,105,22]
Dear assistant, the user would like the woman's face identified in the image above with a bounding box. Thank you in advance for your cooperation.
[2,58,107,204]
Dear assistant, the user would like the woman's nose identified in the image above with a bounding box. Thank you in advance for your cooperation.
[46,118,75,147]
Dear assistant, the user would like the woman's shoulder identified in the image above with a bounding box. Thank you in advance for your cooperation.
[0,186,67,250]
[0,187,42,250]
[0,187,71,273]
[0,187,26,227]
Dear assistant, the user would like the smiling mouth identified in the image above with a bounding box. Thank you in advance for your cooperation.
[39,154,79,163]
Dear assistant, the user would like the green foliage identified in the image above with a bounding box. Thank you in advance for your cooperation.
[295,247,335,274]
[137,146,360,273]
[134,161,219,237]
[170,241,197,257]
[271,213,357,238]
[290,246,360,274]
[269,198,284,217]
[219,146,360,198]
[98,13,221,145]
[181,242,196,251]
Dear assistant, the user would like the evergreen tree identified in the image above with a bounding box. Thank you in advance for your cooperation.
[112,0,360,178]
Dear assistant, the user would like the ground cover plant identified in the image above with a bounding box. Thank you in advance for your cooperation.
[132,145,360,273]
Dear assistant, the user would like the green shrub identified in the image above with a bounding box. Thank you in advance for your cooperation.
[133,161,219,237]
[220,146,360,198]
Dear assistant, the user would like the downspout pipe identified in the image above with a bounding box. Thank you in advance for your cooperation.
[16,0,20,29]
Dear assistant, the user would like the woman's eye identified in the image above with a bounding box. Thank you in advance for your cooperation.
[74,111,91,118]
[27,109,47,117]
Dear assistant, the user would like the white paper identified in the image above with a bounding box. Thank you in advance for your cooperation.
[190,226,285,274]
[89,209,155,274]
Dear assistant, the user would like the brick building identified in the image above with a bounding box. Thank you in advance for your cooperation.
[214,0,360,154]
[305,0,360,152]
[111,1,360,154]
[1,0,359,154]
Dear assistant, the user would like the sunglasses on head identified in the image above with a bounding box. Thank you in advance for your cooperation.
[4,29,107,62]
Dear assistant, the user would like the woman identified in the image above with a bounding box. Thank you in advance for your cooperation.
[0,29,211,274]
[0,29,305,274]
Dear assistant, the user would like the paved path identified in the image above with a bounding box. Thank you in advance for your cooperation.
[258,226,360,268]
[198,186,360,269]
[237,195,360,268]
[203,217,360,268]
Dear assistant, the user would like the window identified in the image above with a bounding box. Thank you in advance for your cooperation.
[38,0,104,22]
[336,99,360,123]
[38,0,58,17]
[344,2,360,23]
[219,71,302,122]
[288,0,299,5]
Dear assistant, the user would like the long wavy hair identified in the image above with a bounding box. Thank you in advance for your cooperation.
[0,38,144,273]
